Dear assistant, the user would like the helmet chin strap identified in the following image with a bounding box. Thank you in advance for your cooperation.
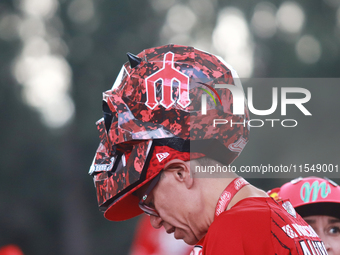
[215,177,249,218]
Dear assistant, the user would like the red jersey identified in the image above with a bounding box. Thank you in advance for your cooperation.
[191,197,327,255]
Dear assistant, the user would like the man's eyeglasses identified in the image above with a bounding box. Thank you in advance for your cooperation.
[138,172,162,217]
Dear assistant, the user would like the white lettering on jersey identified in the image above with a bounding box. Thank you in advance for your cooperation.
[299,240,327,255]
[292,224,318,238]
[300,241,312,255]
[306,240,317,255]
[282,224,298,238]
[282,224,319,239]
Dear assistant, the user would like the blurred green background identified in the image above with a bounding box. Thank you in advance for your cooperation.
[0,0,339,254]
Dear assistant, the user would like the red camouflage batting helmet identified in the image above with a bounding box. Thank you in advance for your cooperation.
[89,44,250,221]
[269,177,340,219]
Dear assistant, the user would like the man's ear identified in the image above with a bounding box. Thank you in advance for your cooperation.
[164,159,194,189]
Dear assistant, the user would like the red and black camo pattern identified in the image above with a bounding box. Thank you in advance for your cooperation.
[146,146,205,181]
[92,137,151,209]
[90,44,250,210]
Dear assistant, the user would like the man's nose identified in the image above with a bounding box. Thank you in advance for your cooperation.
[150,215,163,229]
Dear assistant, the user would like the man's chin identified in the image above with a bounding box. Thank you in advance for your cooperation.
[174,229,198,245]
[183,238,198,245]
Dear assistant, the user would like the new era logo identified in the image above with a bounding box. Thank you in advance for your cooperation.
[156,152,170,162]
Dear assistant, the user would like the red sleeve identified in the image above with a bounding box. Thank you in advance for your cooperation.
[202,206,274,255]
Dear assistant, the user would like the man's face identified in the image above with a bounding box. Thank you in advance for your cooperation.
[304,215,340,255]
[148,169,200,245]
[136,160,203,245]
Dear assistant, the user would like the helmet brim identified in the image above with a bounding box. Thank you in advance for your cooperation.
[295,202,340,219]
[103,145,204,221]
[104,174,157,221]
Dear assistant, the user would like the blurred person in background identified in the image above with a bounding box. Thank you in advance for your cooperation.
[129,214,192,255]
[0,245,24,255]
[89,44,327,254]
[268,176,340,255]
